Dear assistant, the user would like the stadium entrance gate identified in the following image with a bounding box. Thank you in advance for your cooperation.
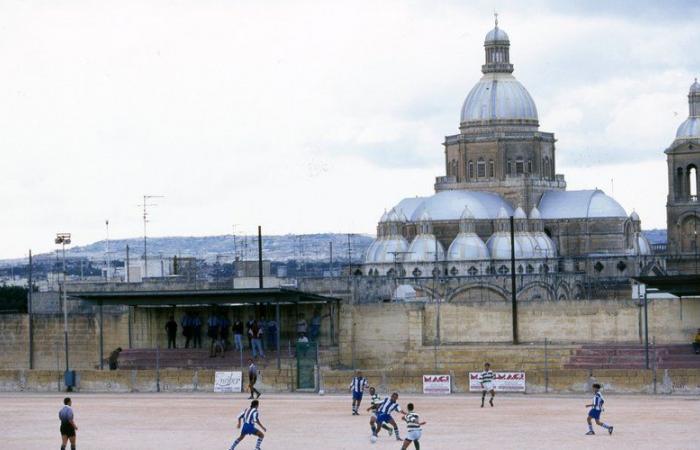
[296,342,318,390]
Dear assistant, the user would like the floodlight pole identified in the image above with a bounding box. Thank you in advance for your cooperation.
[55,233,72,377]
[643,285,649,369]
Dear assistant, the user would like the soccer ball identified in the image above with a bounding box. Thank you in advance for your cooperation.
[370,435,377,444]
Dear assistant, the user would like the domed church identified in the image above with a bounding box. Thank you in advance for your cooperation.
[363,19,665,291]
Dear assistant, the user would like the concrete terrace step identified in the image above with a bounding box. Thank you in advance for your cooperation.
[565,344,700,369]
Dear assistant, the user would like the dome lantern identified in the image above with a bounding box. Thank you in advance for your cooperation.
[482,13,513,74]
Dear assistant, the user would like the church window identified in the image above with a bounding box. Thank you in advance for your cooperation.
[507,160,512,175]
[616,261,627,272]
[387,268,396,277]
[497,265,509,275]
[477,159,486,178]
[516,159,524,175]
[527,159,532,173]
[594,262,604,273]
[432,267,440,276]
[468,161,474,179]
[489,160,495,177]
[676,167,684,198]
[544,157,550,179]
[450,266,458,276]
[542,264,549,273]
[688,165,698,200]
[526,264,534,274]
[517,265,524,274]
[412,267,421,277]
[468,266,478,276]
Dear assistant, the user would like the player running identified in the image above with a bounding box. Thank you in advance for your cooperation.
[349,371,369,415]
[369,392,403,442]
[585,383,614,436]
[229,400,267,450]
[366,387,394,436]
[479,362,496,408]
[400,403,426,450]
[58,397,78,450]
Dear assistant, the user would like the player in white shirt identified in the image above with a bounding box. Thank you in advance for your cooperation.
[400,402,426,450]
[480,362,496,408]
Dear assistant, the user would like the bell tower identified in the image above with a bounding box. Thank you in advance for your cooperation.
[666,79,700,271]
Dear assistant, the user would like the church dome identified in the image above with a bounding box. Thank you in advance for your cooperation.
[407,235,445,262]
[461,73,539,124]
[690,78,700,94]
[538,190,627,219]
[447,234,490,261]
[407,190,513,221]
[485,26,509,42]
[370,237,410,264]
[676,118,700,138]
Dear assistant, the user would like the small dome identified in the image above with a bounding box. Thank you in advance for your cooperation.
[630,211,640,221]
[497,206,510,220]
[636,234,652,256]
[461,73,539,124]
[529,206,541,220]
[532,234,557,258]
[485,26,509,42]
[460,205,475,220]
[514,206,527,219]
[407,235,445,262]
[486,233,538,259]
[691,78,700,94]
[418,210,431,222]
[676,118,700,138]
[367,236,410,264]
[447,234,490,261]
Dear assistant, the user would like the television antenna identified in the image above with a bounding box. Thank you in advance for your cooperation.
[138,194,164,278]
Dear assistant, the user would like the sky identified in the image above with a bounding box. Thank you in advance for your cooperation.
[1,0,699,259]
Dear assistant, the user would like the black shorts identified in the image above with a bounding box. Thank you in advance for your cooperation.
[60,422,75,437]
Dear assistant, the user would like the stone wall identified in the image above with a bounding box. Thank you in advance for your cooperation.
[320,367,700,395]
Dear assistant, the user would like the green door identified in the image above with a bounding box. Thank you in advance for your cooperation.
[296,342,317,390]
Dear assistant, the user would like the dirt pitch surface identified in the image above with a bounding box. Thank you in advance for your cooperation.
[3,392,699,449]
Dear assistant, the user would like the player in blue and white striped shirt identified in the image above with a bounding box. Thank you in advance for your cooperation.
[369,392,404,442]
[229,400,267,450]
[585,383,614,435]
[349,371,369,415]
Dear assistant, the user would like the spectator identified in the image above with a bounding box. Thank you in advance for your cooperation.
[297,333,309,344]
[233,318,244,351]
[296,333,309,358]
[108,347,122,370]
[246,316,255,349]
[165,316,178,349]
[192,313,202,348]
[296,314,307,338]
[181,313,193,348]
[220,314,231,350]
[212,331,225,358]
[310,310,322,342]
[266,318,278,350]
[258,317,267,351]
[207,314,221,357]
[694,328,700,355]
[250,321,265,359]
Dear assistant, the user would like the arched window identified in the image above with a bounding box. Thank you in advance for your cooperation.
[468,161,474,179]
[489,160,495,178]
[676,167,684,198]
[688,165,698,200]
[507,160,512,176]
[527,159,532,173]
[468,266,478,276]
[544,157,550,179]
[477,158,486,178]
[450,266,458,276]
[412,267,421,277]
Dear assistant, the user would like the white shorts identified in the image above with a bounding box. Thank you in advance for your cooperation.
[406,429,422,441]
[482,381,494,391]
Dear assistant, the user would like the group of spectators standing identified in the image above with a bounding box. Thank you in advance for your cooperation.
[165,312,280,359]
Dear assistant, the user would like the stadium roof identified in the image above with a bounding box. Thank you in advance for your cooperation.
[632,275,700,297]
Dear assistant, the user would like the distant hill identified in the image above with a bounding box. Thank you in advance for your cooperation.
[642,229,666,245]
[1,233,374,266]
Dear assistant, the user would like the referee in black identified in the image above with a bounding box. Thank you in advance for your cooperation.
[59,397,78,450]
[248,359,261,399]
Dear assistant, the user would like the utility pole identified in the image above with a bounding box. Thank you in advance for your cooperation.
[346,233,353,276]
[126,245,130,282]
[510,216,518,345]
[139,195,164,279]
[257,226,264,289]
[105,219,111,280]
[28,249,33,369]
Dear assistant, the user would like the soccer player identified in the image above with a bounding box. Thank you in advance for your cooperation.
[585,383,614,435]
[369,392,403,442]
[349,370,369,415]
[248,359,261,399]
[479,362,495,408]
[401,403,426,450]
[59,397,78,450]
[366,387,394,436]
[229,400,267,450]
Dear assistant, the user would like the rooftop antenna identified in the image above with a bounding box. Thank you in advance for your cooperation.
[105,219,111,280]
[138,195,164,278]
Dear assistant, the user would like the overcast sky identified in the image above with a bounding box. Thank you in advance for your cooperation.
[1,0,699,259]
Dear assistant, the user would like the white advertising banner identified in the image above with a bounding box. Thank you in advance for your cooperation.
[422,374,451,394]
[468,372,526,392]
[214,371,242,393]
